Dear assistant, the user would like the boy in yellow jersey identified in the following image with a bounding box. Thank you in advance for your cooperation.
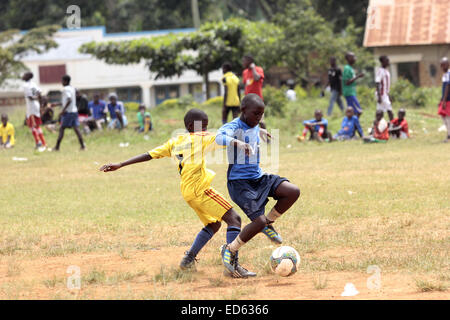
[100,109,256,277]
[0,114,15,148]
[222,62,241,124]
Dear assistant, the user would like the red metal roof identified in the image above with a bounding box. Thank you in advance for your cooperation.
[364,0,450,47]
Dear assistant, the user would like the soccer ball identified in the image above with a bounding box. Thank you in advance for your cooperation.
[270,246,300,277]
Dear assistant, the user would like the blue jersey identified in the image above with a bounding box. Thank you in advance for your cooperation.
[88,100,106,120]
[337,115,363,137]
[107,102,125,119]
[303,118,328,132]
[216,117,263,181]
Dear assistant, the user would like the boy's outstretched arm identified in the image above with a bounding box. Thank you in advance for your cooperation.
[100,153,152,172]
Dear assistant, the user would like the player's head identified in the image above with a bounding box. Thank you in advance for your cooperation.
[329,56,337,66]
[138,104,146,114]
[184,108,208,132]
[240,94,265,128]
[242,55,254,69]
[345,107,354,118]
[314,109,323,121]
[93,93,100,103]
[76,89,81,97]
[222,62,232,74]
[109,93,117,104]
[440,57,449,71]
[62,75,71,86]
[22,72,33,81]
[375,109,384,121]
[1,113,7,126]
[398,108,406,120]
[345,52,356,64]
[379,55,389,67]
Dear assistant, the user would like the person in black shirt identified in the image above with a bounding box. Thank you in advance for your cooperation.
[324,57,345,116]
[76,90,91,134]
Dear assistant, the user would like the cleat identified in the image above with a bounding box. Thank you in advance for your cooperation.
[261,224,283,244]
[235,264,256,278]
[179,251,198,270]
[220,244,238,276]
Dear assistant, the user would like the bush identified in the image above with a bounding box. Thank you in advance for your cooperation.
[159,94,198,110]
[389,78,432,108]
[202,96,223,108]
[262,85,288,117]
[294,85,308,99]
[124,102,140,112]
[356,85,375,109]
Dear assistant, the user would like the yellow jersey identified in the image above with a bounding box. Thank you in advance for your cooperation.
[0,122,15,146]
[148,132,222,201]
[222,71,240,107]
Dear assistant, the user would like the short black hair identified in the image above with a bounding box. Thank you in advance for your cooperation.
[222,62,232,72]
[1,113,8,120]
[379,55,388,63]
[243,55,254,63]
[25,72,33,79]
[62,75,71,83]
[241,93,264,109]
[184,108,208,130]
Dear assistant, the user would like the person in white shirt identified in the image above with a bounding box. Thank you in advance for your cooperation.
[52,75,85,151]
[286,84,297,101]
[22,72,47,150]
[375,55,393,121]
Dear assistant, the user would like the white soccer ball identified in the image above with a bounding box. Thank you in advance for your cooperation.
[270,246,300,277]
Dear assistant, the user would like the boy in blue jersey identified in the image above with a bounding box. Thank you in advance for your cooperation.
[298,109,331,142]
[333,107,364,140]
[216,94,301,276]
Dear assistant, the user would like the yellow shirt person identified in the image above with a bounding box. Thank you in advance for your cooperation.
[222,71,241,107]
[0,120,15,147]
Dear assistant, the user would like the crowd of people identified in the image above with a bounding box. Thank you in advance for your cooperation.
[1,53,449,151]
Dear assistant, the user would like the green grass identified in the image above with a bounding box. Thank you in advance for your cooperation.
[0,95,449,299]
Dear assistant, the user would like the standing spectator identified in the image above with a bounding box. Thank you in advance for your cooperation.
[242,55,267,130]
[286,81,297,101]
[136,104,152,133]
[0,114,15,148]
[222,62,241,124]
[325,57,344,116]
[342,52,364,117]
[333,107,364,140]
[438,57,450,142]
[53,75,85,151]
[88,93,107,131]
[107,93,127,130]
[375,55,394,121]
[22,72,47,150]
[389,109,410,139]
[76,90,91,134]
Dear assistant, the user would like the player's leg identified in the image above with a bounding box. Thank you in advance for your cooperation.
[327,90,337,116]
[231,107,240,120]
[73,126,86,150]
[222,105,229,124]
[54,126,65,151]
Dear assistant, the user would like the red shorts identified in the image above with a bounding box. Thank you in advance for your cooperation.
[26,115,42,128]
[438,101,450,117]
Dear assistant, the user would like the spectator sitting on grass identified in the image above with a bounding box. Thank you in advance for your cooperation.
[389,108,410,139]
[40,95,58,133]
[333,107,364,141]
[88,93,107,131]
[0,114,15,149]
[297,109,332,142]
[363,110,389,143]
[107,93,127,130]
[136,104,152,133]
[76,90,91,134]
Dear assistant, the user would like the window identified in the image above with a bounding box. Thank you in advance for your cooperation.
[188,82,221,103]
[397,62,419,86]
[154,85,180,105]
[39,65,67,84]
[116,87,142,102]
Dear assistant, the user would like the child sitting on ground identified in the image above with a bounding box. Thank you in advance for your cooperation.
[297,109,332,142]
[136,105,152,133]
[389,108,410,139]
[364,110,389,143]
[0,114,15,149]
[333,107,364,140]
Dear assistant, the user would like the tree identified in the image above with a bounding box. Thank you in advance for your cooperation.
[80,19,281,99]
[0,25,59,87]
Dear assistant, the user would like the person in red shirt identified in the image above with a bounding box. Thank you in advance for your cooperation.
[242,55,265,99]
[242,55,267,130]
[389,108,410,139]
[364,110,389,143]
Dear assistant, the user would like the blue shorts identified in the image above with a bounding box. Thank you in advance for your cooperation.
[227,173,289,221]
[345,96,362,115]
[61,112,79,128]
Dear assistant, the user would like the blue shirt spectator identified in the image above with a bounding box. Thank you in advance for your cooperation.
[88,99,106,120]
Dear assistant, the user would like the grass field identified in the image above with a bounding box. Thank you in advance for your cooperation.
[0,97,449,299]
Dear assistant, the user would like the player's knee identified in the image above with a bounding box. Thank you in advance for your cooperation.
[223,208,241,228]
[290,185,301,201]
[208,221,221,234]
